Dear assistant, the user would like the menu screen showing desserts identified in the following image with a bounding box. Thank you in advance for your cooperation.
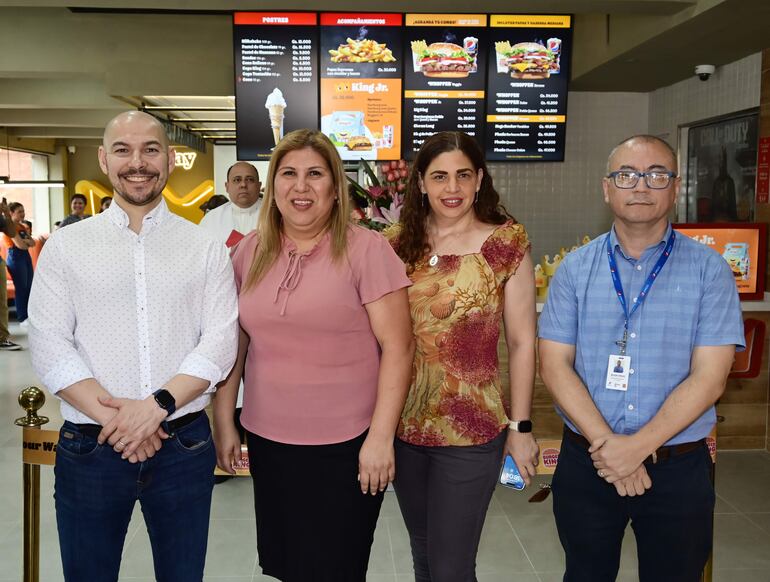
[403,14,488,158]
[320,13,403,160]
[233,12,319,160]
[485,15,572,161]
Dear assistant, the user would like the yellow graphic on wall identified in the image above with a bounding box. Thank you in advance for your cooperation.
[75,180,216,224]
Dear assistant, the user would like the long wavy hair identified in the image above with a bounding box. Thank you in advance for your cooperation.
[397,131,513,268]
[243,129,351,291]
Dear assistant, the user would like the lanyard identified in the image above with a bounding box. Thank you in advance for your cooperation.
[606,230,675,354]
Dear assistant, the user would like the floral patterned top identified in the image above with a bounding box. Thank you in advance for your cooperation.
[385,220,530,447]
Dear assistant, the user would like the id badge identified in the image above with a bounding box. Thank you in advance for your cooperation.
[606,355,630,391]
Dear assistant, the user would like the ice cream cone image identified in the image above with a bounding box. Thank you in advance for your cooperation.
[265,88,287,146]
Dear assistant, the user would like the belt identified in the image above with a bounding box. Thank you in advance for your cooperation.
[563,426,704,464]
[75,410,203,440]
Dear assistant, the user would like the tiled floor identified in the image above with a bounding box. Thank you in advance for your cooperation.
[1,323,770,581]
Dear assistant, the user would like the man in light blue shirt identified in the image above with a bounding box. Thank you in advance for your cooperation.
[538,135,744,582]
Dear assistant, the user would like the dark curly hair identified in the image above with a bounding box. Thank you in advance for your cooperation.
[396,131,513,268]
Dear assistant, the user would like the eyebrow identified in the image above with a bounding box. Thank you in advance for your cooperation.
[111,140,163,149]
[617,164,670,172]
[429,168,474,175]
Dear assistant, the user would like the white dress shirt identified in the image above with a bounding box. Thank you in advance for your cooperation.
[198,200,261,245]
[28,198,238,424]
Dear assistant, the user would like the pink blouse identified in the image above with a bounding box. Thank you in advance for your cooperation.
[231,225,411,445]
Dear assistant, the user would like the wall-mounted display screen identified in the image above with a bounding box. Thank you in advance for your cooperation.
[320,13,403,161]
[233,12,319,160]
[485,14,572,161]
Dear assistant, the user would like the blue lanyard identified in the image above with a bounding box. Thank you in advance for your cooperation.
[606,230,675,354]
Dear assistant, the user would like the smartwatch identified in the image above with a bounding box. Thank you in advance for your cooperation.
[152,389,176,417]
[508,420,532,433]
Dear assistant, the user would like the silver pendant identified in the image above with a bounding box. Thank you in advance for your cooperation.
[429,255,439,267]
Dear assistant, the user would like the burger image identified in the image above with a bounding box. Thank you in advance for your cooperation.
[504,42,555,79]
[414,42,474,78]
[346,136,373,151]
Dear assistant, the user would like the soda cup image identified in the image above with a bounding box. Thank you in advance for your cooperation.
[547,37,562,54]
[463,36,479,72]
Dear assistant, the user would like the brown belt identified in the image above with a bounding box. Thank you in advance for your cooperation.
[563,426,705,464]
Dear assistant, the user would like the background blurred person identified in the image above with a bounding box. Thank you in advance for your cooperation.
[99,196,112,212]
[0,197,20,350]
[385,131,539,582]
[59,193,89,228]
[3,202,35,326]
[214,129,414,582]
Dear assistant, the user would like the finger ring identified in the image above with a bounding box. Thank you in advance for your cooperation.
[598,470,605,478]
[117,440,126,447]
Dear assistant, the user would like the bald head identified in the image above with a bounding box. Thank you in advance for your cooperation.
[607,135,677,175]
[103,111,169,150]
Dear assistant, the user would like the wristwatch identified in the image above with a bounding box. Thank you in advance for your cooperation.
[152,389,176,417]
[508,420,532,433]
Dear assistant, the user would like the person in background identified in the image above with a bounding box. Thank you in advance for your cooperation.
[0,197,21,350]
[3,202,35,327]
[538,135,744,582]
[214,129,414,582]
[199,162,262,246]
[199,195,228,215]
[59,193,89,228]
[28,111,238,582]
[99,196,112,212]
[385,131,539,582]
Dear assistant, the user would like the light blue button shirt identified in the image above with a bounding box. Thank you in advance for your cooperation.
[538,223,745,445]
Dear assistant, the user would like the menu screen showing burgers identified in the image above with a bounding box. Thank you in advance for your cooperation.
[485,15,572,161]
[320,13,403,161]
[233,12,319,160]
[403,14,488,158]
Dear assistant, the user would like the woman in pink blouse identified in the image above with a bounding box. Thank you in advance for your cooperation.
[213,129,414,582]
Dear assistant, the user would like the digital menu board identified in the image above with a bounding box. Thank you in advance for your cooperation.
[403,14,488,158]
[320,13,403,161]
[485,15,572,161]
[234,12,319,160]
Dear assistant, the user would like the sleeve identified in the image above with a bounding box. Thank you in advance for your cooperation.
[382,223,403,251]
[175,241,239,392]
[483,222,530,282]
[694,252,745,350]
[352,228,412,305]
[27,235,95,394]
[537,255,579,345]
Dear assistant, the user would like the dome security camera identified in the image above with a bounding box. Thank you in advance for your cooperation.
[695,64,715,81]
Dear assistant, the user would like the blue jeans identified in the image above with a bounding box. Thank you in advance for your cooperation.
[54,412,216,582]
[6,247,32,322]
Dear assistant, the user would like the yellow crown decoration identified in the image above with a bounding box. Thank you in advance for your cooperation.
[542,254,562,277]
[582,235,592,246]
[535,235,594,303]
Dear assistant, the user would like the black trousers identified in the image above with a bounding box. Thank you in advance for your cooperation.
[552,431,715,582]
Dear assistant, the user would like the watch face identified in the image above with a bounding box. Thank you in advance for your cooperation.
[519,421,533,433]
[154,389,175,409]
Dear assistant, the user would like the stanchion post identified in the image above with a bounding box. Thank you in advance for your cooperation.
[15,387,49,582]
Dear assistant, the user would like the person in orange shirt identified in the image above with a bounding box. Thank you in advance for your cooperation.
[3,202,35,325]
[0,197,21,350]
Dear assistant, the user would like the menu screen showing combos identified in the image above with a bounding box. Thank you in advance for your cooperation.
[402,14,488,158]
[485,15,572,161]
[320,13,403,161]
[234,12,320,160]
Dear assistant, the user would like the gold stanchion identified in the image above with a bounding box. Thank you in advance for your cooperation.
[15,387,49,582]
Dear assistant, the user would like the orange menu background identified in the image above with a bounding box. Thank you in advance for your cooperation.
[675,226,760,294]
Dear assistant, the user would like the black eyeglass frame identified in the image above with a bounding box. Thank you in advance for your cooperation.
[606,170,678,189]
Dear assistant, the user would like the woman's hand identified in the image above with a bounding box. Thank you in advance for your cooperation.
[504,430,539,486]
[214,420,242,475]
[358,433,395,495]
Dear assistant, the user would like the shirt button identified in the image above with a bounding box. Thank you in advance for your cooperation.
[628,404,634,410]
[636,265,642,271]
[630,332,637,338]
[629,369,635,374]
[633,297,638,303]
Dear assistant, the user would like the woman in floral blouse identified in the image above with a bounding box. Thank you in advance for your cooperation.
[385,131,539,582]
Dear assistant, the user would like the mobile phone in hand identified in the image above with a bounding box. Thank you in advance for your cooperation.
[499,455,526,490]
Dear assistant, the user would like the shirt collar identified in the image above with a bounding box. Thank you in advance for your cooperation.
[105,195,171,232]
[231,201,259,215]
[609,222,672,261]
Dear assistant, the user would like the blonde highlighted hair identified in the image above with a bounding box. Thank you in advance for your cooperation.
[243,129,351,291]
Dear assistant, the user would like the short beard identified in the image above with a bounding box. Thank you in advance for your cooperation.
[113,173,166,207]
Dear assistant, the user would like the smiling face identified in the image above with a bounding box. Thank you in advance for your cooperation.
[10,205,24,222]
[603,139,679,231]
[226,162,261,209]
[419,149,483,221]
[71,197,86,216]
[97,112,175,208]
[273,147,336,238]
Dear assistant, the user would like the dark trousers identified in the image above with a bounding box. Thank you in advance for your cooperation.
[393,431,506,582]
[552,432,715,582]
[54,413,216,582]
[6,247,32,322]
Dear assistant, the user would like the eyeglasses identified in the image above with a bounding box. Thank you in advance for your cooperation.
[606,170,677,189]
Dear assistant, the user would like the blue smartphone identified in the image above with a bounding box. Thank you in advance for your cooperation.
[499,455,526,490]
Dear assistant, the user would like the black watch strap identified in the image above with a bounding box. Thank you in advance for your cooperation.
[153,389,176,417]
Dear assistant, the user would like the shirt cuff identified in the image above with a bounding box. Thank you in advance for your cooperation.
[537,330,577,344]
[176,352,224,393]
[43,359,94,395]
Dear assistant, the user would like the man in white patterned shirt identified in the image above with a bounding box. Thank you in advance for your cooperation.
[28,111,238,582]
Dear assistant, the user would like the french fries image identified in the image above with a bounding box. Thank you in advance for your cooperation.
[329,38,396,63]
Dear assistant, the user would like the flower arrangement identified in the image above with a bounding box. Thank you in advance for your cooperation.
[348,159,410,231]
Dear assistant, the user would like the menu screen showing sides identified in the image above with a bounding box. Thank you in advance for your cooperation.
[403,14,488,159]
[485,14,572,162]
[320,13,403,161]
[234,12,319,160]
